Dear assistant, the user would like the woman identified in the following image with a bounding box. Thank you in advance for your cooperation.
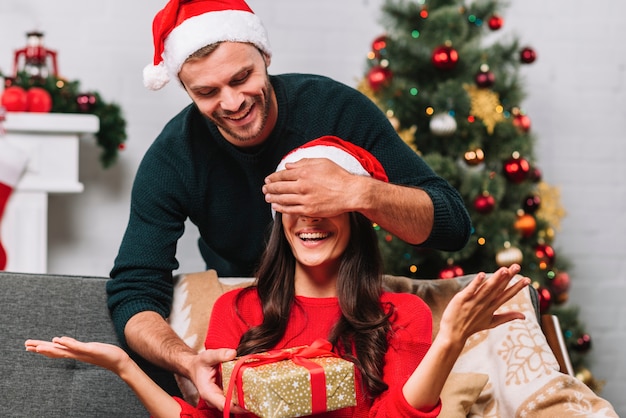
[26,137,529,417]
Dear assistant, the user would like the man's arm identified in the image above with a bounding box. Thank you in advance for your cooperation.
[125,311,239,410]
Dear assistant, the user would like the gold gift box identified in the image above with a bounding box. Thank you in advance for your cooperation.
[221,347,356,418]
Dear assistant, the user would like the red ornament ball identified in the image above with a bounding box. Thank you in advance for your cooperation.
[371,34,387,58]
[475,70,495,88]
[503,156,531,183]
[432,45,459,70]
[550,271,571,296]
[1,86,28,112]
[26,87,52,112]
[523,194,541,214]
[367,65,392,92]
[520,47,537,64]
[438,264,464,279]
[529,166,542,183]
[474,193,496,214]
[536,286,552,314]
[513,113,531,132]
[488,15,504,30]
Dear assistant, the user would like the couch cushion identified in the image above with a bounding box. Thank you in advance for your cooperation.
[0,272,146,417]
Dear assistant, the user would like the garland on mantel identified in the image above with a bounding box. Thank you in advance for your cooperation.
[5,71,127,168]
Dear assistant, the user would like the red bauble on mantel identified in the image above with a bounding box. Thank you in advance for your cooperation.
[26,87,52,112]
[1,86,28,112]
[432,45,459,70]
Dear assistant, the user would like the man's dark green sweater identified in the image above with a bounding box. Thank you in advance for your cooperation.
[107,73,471,345]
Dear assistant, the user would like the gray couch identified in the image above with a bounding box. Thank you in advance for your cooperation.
[1,271,147,417]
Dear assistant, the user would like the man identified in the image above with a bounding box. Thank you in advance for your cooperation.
[107,0,472,407]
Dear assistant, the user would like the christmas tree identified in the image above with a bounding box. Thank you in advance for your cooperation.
[359,0,600,390]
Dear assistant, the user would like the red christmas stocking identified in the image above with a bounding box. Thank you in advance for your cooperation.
[0,141,29,270]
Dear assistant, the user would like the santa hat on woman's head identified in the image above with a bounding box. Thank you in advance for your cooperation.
[272,136,388,217]
[143,0,272,91]
[276,136,389,183]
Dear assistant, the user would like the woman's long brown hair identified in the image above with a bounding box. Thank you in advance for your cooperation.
[235,212,392,398]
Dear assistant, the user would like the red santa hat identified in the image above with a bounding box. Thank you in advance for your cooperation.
[143,0,272,90]
[272,136,388,217]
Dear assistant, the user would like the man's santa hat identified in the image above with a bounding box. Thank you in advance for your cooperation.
[143,0,272,90]
[273,136,388,217]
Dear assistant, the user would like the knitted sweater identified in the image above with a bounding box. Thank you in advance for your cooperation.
[107,73,471,344]
[173,288,441,417]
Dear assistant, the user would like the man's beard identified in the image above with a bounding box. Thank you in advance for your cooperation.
[212,79,274,144]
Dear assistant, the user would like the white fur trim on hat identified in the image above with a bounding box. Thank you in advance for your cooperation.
[144,9,271,90]
[276,145,370,178]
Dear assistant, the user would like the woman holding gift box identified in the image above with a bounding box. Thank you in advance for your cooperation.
[26,137,529,417]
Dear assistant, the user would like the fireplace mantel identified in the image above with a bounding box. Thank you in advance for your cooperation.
[1,112,99,273]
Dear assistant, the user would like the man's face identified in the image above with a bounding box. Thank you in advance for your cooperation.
[179,42,277,148]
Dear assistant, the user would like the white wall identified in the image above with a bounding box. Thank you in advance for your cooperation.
[1,0,624,414]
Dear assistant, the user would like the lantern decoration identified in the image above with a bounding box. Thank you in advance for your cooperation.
[523,194,541,214]
[475,64,495,88]
[429,113,457,136]
[520,46,537,64]
[0,86,28,112]
[514,213,536,238]
[431,44,459,70]
[534,243,555,268]
[496,244,523,267]
[438,263,464,279]
[12,31,59,79]
[367,65,392,92]
[503,153,531,183]
[488,15,504,30]
[371,35,387,59]
[473,192,496,214]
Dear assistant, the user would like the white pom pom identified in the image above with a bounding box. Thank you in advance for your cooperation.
[143,62,170,90]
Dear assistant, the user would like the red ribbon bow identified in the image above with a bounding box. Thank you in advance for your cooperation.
[223,339,337,417]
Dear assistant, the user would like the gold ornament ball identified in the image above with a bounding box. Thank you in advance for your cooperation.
[496,246,524,267]
[514,214,537,238]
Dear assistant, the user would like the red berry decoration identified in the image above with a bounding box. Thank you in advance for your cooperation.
[432,45,459,70]
[474,193,496,214]
[523,194,541,214]
[1,86,28,112]
[26,87,52,112]
[438,264,464,279]
[513,113,531,132]
[488,15,504,30]
[77,93,97,112]
[503,155,531,183]
[520,47,537,64]
[367,65,392,92]
[574,334,592,352]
